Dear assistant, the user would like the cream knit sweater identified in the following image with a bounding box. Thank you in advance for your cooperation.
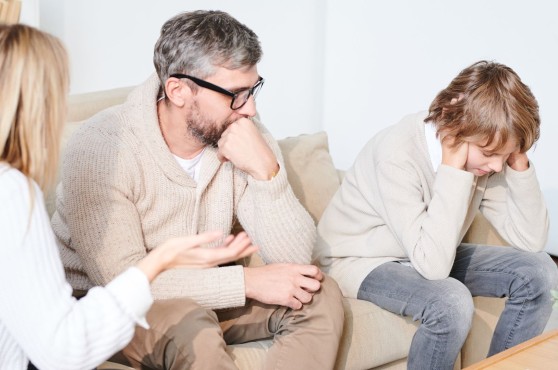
[315,111,549,298]
[52,74,316,309]
[0,165,152,370]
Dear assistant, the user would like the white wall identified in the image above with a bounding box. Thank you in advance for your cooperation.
[321,0,558,255]
[19,0,40,26]
[40,0,326,139]
[39,0,558,254]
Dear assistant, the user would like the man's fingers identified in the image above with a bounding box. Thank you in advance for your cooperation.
[297,275,321,293]
[287,298,303,310]
[296,264,323,280]
[294,289,313,304]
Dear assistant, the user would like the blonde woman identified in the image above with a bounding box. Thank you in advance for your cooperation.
[0,24,257,370]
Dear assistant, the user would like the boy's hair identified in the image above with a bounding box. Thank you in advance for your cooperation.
[0,24,69,191]
[153,10,262,90]
[425,61,540,153]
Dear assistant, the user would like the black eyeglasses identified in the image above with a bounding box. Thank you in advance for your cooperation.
[169,73,264,110]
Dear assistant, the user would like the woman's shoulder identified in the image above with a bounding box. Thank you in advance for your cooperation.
[0,164,27,188]
[0,164,41,203]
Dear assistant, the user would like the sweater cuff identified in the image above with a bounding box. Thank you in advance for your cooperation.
[217,264,246,308]
[504,162,543,200]
[246,165,289,200]
[435,164,474,191]
[505,161,536,178]
[105,267,153,329]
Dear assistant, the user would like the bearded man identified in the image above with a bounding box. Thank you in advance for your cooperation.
[51,10,343,370]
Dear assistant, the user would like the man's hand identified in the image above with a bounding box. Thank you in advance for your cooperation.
[217,118,279,180]
[507,150,530,171]
[441,133,469,170]
[244,264,324,310]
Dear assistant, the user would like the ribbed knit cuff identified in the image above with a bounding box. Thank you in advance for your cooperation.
[216,264,246,308]
[246,165,289,201]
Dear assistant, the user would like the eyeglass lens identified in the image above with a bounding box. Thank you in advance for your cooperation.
[232,80,264,110]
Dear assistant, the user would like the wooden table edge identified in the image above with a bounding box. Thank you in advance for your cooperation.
[463,329,558,369]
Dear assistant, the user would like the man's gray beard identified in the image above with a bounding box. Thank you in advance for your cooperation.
[186,118,232,148]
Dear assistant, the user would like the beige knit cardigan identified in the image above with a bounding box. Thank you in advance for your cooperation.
[52,75,316,309]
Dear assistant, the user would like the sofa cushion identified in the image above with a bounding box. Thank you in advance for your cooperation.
[225,297,420,370]
[463,213,507,246]
[67,86,134,122]
[277,131,340,224]
[226,339,272,369]
[335,298,417,370]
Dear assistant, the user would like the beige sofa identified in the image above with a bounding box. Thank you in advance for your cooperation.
[48,87,508,370]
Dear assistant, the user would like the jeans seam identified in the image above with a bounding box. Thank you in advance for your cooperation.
[455,265,534,351]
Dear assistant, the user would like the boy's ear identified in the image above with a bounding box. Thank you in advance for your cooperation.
[164,77,192,108]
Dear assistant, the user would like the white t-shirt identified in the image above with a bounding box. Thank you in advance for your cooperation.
[173,149,205,182]
[425,122,442,172]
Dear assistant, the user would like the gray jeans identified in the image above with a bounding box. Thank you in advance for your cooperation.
[357,244,558,370]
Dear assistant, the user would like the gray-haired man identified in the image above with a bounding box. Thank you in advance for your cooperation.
[53,10,344,370]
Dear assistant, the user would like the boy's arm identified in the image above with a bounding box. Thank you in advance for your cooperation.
[480,163,549,252]
[373,161,474,280]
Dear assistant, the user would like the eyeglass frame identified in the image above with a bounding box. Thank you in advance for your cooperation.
[169,73,265,110]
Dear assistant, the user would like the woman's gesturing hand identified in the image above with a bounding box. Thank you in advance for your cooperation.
[137,231,258,282]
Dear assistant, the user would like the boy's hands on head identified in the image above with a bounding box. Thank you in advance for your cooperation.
[441,133,469,170]
[439,96,469,170]
[507,150,530,172]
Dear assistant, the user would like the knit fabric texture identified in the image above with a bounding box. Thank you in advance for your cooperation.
[51,74,316,309]
[0,164,152,370]
[315,111,548,298]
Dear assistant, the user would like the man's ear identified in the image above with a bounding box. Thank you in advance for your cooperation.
[164,77,191,108]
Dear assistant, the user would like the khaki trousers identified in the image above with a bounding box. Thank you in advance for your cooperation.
[120,275,344,370]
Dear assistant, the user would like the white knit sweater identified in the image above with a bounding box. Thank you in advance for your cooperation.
[0,164,152,370]
[315,112,549,298]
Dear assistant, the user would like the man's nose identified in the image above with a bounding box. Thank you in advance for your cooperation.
[236,95,257,118]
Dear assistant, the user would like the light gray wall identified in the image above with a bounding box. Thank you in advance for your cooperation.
[321,0,558,255]
[39,0,326,139]
[38,0,558,254]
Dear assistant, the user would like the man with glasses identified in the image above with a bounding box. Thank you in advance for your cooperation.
[52,10,344,370]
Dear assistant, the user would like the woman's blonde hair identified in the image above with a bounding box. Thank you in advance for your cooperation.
[0,24,69,191]
[425,61,540,153]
